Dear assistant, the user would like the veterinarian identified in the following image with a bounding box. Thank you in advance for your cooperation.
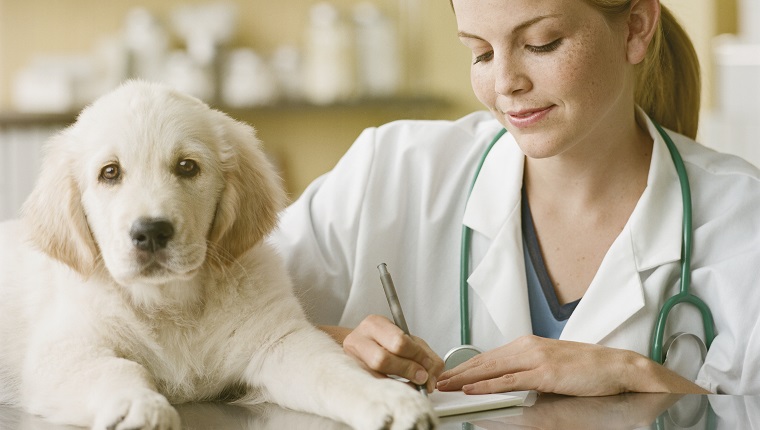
[269,0,760,396]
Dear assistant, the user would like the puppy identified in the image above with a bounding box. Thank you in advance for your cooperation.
[0,81,435,430]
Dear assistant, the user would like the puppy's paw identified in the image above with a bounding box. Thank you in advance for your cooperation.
[92,389,180,430]
[352,378,437,430]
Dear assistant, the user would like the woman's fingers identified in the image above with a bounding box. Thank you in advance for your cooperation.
[460,371,537,394]
[343,314,441,387]
[411,335,446,391]
[437,336,537,390]
[437,351,531,391]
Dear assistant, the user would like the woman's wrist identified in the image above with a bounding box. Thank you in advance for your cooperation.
[621,350,709,394]
[621,350,664,393]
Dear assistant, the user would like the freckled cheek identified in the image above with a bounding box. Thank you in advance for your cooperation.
[553,64,580,100]
[547,53,597,107]
[560,42,617,102]
[470,67,495,108]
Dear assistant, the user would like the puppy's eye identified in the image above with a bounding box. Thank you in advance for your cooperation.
[176,159,200,178]
[99,163,121,183]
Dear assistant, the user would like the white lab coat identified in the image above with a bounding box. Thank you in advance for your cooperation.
[269,110,760,394]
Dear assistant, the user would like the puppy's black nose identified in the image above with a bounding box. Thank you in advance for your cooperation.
[130,218,174,252]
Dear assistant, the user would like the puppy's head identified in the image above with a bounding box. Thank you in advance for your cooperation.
[22,80,286,285]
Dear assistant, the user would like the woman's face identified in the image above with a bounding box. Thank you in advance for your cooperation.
[453,0,636,159]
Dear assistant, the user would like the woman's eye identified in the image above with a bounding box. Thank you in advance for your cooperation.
[99,163,121,183]
[175,159,200,178]
[526,38,563,54]
[473,51,494,65]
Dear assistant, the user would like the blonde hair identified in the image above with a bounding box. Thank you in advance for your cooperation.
[585,1,701,138]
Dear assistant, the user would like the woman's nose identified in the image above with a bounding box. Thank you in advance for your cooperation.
[494,54,531,96]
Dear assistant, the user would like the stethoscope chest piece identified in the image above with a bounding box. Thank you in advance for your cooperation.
[662,331,708,381]
[443,345,484,371]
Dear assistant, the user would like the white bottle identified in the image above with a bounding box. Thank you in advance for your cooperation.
[353,2,401,97]
[739,0,760,43]
[302,2,355,104]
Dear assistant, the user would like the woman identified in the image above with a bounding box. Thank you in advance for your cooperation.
[269,0,760,396]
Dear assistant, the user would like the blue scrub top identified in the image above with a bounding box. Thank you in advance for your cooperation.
[521,187,580,339]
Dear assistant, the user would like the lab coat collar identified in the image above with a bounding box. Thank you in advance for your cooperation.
[462,131,524,239]
[461,109,684,345]
[628,108,683,272]
[463,131,531,342]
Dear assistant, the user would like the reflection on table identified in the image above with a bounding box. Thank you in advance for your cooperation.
[0,392,759,429]
[442,392,760,430]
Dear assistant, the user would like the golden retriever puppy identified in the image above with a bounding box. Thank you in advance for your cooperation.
[0,81,435,430]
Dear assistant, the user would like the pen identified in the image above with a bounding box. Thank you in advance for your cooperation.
[377,263,428,397]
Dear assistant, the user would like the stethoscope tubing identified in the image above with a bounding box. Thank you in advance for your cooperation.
[649,121,715,363]
[459,122,715,363]
[459,128,506,346]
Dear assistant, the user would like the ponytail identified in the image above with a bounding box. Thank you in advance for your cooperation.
[635,5,701,139]
[587,1,701,138]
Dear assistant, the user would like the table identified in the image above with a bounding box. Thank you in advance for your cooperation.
[0,392,755,429]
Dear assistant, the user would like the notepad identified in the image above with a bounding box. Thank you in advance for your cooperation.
[430,390,524,417]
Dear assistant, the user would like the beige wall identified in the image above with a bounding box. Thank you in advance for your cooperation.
[0,0,735,196]
[0,0,478,198]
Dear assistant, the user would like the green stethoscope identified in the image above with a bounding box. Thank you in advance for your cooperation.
[445,121,716,371]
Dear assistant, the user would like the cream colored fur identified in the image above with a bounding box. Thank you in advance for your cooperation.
[0,81,435,430]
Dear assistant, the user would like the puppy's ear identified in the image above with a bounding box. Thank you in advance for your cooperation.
[21,132,98,276]
[209,113,287,263]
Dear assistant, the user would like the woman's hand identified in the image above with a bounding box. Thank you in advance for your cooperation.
[322,315,444,392]
[436,335,709,396]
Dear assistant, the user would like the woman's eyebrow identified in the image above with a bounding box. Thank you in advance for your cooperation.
[457,14,561,40]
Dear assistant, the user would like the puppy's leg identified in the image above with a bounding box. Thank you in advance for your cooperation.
[22,341,179,430]
[244,324,437,430]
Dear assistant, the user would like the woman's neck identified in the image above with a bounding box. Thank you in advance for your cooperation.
[521,110,654,304]
[523,110,653,213]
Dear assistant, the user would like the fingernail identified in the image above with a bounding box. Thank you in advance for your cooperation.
[437,379,448,389]
[415,370,428,384]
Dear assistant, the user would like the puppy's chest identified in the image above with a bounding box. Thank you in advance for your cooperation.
[131,318,235,399]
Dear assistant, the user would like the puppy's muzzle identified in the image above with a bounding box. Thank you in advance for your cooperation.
[130,218,175,252]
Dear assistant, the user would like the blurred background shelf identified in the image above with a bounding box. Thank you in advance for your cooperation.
[0,95,450,127]
[0,94,451,222]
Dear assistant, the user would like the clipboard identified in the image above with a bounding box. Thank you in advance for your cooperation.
[430,390,524,417]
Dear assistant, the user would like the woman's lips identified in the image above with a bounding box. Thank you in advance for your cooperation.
[504,105,555,128]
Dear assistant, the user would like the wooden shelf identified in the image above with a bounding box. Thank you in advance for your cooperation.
[0,95,449,127]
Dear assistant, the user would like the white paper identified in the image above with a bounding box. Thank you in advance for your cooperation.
[430,390,523,417]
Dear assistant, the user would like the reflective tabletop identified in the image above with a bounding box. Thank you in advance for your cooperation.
[0,392,756,429]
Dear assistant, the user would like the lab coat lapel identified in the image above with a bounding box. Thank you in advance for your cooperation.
[560,227,645,343]
[463,133,533,343]
[561,111,683,344]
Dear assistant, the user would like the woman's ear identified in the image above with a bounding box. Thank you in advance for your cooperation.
[208,112,287,264]
[626,0,661,65]
[21,132,99,276]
